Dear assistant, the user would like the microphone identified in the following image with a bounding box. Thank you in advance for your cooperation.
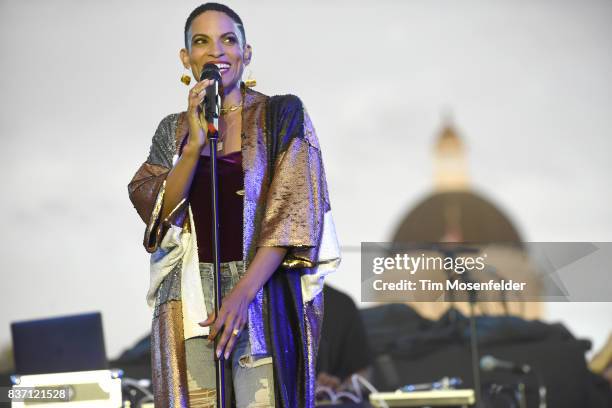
[199,63,221,123]
[480,355,531,375]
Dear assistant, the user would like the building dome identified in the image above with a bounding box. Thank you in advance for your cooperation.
[390,118,538,319]
[394,119,522,243]
[392,190,522,243]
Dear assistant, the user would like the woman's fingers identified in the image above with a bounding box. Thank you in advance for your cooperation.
[189,80,212,100]
[188,87,205,110]
[214,313,238,358]
[206,310,225,342]
[186,79,213,149]
[201,284,251,359]
[220,321,245,360]
[198,311,216,327]
[187,79,214,115]
[190,79,212,94]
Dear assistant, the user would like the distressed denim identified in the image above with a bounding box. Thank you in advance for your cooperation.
[185,261,275,407]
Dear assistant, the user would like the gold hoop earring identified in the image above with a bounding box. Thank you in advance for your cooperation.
[180,68,191,86]
[244,68,256,88]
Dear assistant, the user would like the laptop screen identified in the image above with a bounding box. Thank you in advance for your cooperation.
[11,312,108,375]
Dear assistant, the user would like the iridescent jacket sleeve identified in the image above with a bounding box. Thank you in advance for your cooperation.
[258,96,338,268]
[128,113,182,252]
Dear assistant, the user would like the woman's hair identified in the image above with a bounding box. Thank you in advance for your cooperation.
[184,3,246,49]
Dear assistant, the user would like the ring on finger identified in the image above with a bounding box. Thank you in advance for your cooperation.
[232,328,241,337]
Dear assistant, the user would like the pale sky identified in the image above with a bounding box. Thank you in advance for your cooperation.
[1,0,610,360]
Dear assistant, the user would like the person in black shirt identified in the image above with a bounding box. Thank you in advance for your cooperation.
[316,284,373,390]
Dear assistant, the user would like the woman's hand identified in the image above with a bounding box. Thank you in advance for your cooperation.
[199,280,255,360]
[186,79,214,151]
[199,247,286,360]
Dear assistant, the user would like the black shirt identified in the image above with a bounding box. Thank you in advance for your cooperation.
[316,285,373,381]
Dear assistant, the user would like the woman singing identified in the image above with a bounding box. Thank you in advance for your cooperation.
[128,3,340,407]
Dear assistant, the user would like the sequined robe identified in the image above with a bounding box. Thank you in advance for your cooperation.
[128,88,340,407]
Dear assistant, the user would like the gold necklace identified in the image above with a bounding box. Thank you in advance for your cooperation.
[220,103,243,115]
[215,109,241,151]
[215,96,243,151]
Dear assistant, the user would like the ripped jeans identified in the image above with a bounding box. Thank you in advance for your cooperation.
[185,261,275,408]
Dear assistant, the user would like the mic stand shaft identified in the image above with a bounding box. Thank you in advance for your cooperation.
[441,247,484,408]
[208,118,225,408]
[468,294,483,408]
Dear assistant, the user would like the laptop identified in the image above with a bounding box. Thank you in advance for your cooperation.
[11,312,108,375]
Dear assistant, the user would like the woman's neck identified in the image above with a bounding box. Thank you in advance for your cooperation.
[222,84,242,108]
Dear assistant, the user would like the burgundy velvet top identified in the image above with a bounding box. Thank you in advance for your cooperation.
[180,140,244,262]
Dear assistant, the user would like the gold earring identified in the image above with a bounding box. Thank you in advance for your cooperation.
[180,68,191,86]
[244,68,256,88]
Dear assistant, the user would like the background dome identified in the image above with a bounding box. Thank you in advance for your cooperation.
[392,191,522,244]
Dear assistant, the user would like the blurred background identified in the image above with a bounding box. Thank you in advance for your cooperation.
[0,0,611,401]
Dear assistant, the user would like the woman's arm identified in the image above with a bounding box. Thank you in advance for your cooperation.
[199,246,287,359]
[240,246,288,300]
[159,79,213,221]
[159,141,200,221]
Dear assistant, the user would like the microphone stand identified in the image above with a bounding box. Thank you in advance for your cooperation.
[439,246,484,408]
[466,280,483,408]
[385,243,486,406]
[204,77,225,408]
[395,244,484,406]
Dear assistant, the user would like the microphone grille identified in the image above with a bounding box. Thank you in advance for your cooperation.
[200,63,221,81]
[479,355,496,371]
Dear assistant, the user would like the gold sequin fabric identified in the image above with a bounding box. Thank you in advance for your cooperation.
[151,301,189,407]
[304,291,324,404]
[258,100,331,269]
[128,163,168,226]
[128,113,180,218]
[239,89,272,357]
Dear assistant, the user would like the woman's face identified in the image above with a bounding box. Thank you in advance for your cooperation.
[181,11,251,94]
